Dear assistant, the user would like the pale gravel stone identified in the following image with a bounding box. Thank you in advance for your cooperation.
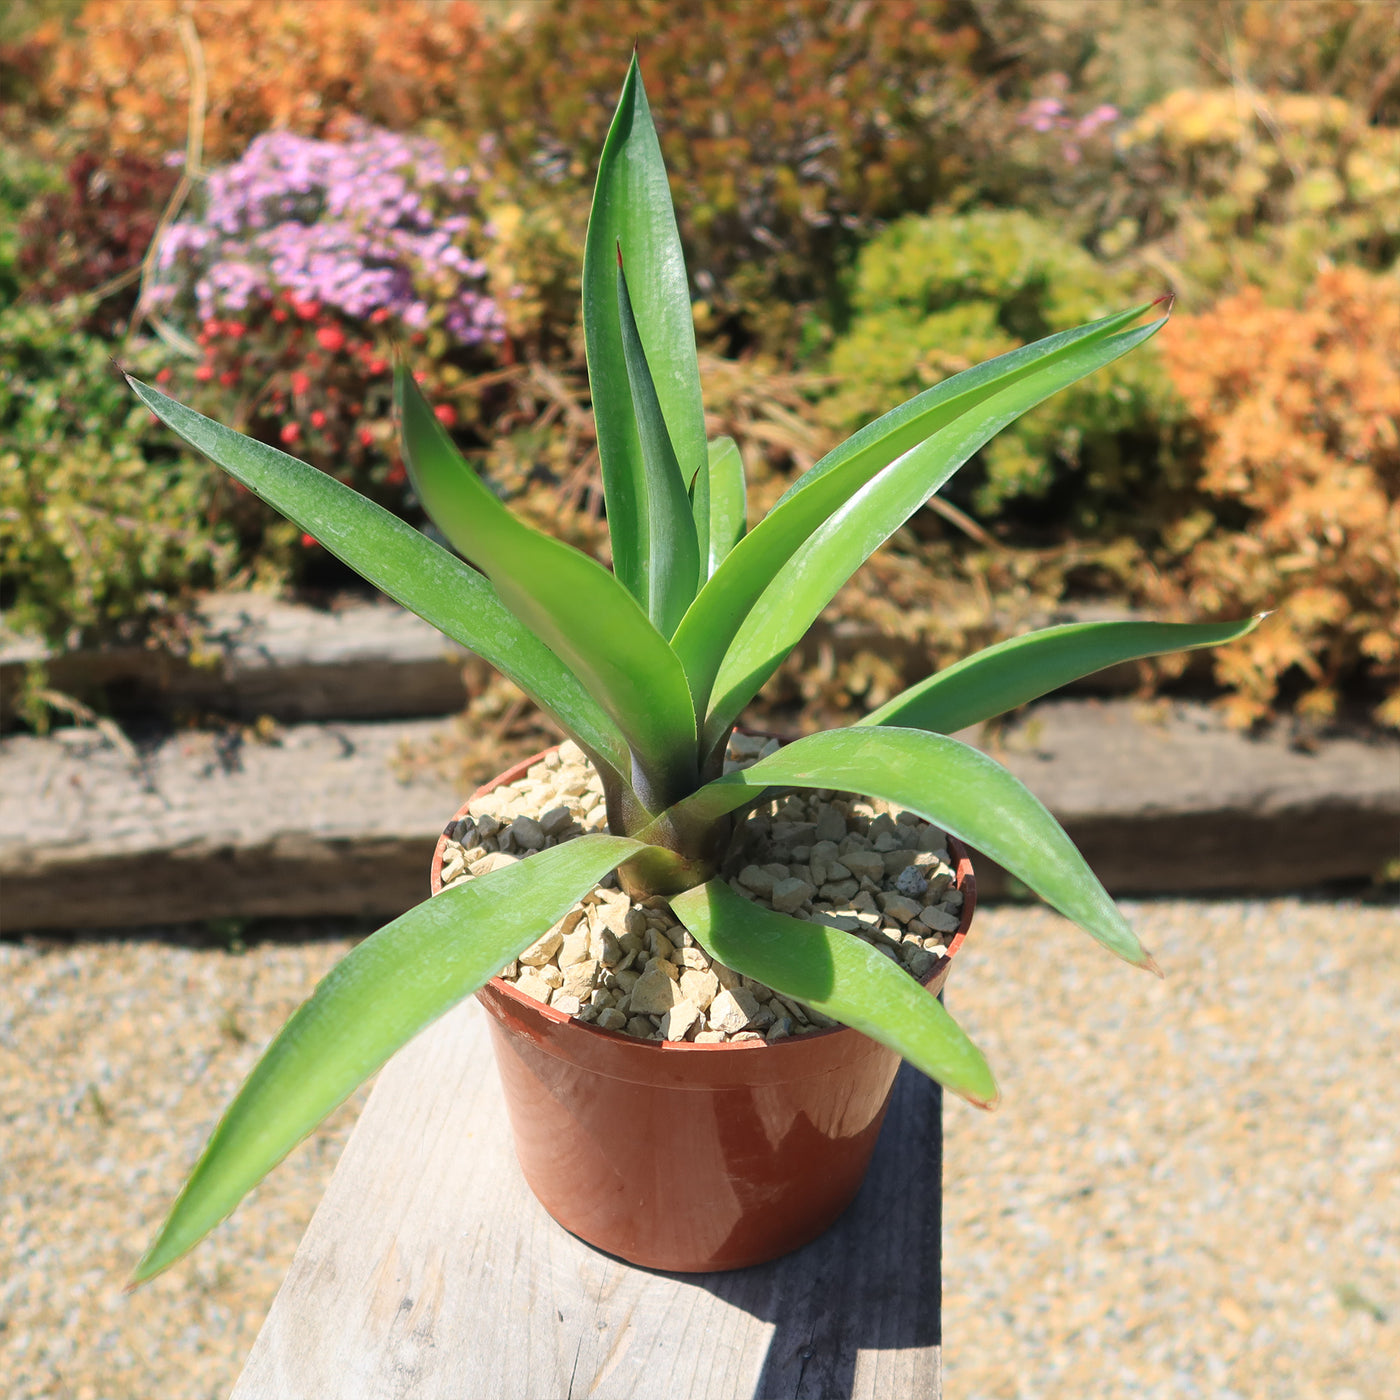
[470,850,519,875]
[693,1030,727,1043]
[881,848,919,877]
[558,930,591,968]
[628,962,682,1014]
[771,877,815,913]
[879,893,922,925]
[738,864,776,896]
[549,991,583,1015]
[518,929,564,967]
[708,987,761,1034]
[516,969,552,1004]
[679,967,720,1009]
[841,848,885,881]
[540,965,564,989]
[659,1001,701,1041]
[561,960,600,1001]
[917,905,961,935]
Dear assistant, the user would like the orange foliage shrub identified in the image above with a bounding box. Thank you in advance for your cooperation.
[41,0,482,160]
[1158,267,1399,726]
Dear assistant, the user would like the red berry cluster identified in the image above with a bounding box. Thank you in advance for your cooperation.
[158,290,474,557]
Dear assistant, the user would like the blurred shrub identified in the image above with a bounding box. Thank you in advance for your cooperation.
[1209,0,1400,116]
[1114,87,1399,301]
[468,0,999,348]
[0,299,236,650]
[41,0,483,161]
[1156,266,1400,727]
[818,208,1184,521]
[0,141,63,305]
[16,149,177,335]
[145,122,504,537]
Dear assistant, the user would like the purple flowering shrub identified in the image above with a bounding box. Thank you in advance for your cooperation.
[144,123,505,566]
[1019,91,1120,168]
[148,123,503,345]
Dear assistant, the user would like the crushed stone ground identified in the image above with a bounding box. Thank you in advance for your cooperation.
[1,897,1394,1399]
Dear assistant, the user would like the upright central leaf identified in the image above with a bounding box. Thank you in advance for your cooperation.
[583,53,707,608]
[616,252,701,635]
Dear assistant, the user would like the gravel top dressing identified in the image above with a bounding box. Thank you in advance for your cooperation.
[436,737,967,1043]
[2,897,1394,1399]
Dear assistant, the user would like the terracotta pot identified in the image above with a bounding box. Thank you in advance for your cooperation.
[431,745,976,1273]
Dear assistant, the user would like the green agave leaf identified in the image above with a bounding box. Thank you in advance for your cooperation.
[397,365,697,803]
[583,53,707,605]
[671,302,1157,713]
[616,252,701,636]
[702,319,1166,749]
[131,834,648,1284]
[659,727,1158,971]
[694,435,748,580]
[863,615,1265,734]
[670,879,998,1108]
[127,377,627,775]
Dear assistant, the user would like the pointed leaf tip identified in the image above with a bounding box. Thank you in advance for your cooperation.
[1152,292,1176,315]
[1142,951,1165,980]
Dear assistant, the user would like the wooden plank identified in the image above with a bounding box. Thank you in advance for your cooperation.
[0,718,464,931]
[231,998,942,1399]
[0,593,470,731]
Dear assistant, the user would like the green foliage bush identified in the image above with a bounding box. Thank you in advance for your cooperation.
[0,141,62,305]
[818,208,1185,523]
[0,298,236,651]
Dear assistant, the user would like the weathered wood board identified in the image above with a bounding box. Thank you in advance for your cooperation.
[230,999,943,1399]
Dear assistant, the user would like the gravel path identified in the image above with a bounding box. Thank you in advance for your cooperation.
[2,898,1395,1400]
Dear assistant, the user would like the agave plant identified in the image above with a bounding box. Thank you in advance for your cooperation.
[125,58,1257,1283]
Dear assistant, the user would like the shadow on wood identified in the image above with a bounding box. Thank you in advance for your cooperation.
[230,999,942,1400]
[677,1059,943,1398]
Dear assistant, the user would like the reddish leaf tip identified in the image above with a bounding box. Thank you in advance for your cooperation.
[1151,292,1176,316]
[1141,950,1165,980]
[616,238,624,270]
